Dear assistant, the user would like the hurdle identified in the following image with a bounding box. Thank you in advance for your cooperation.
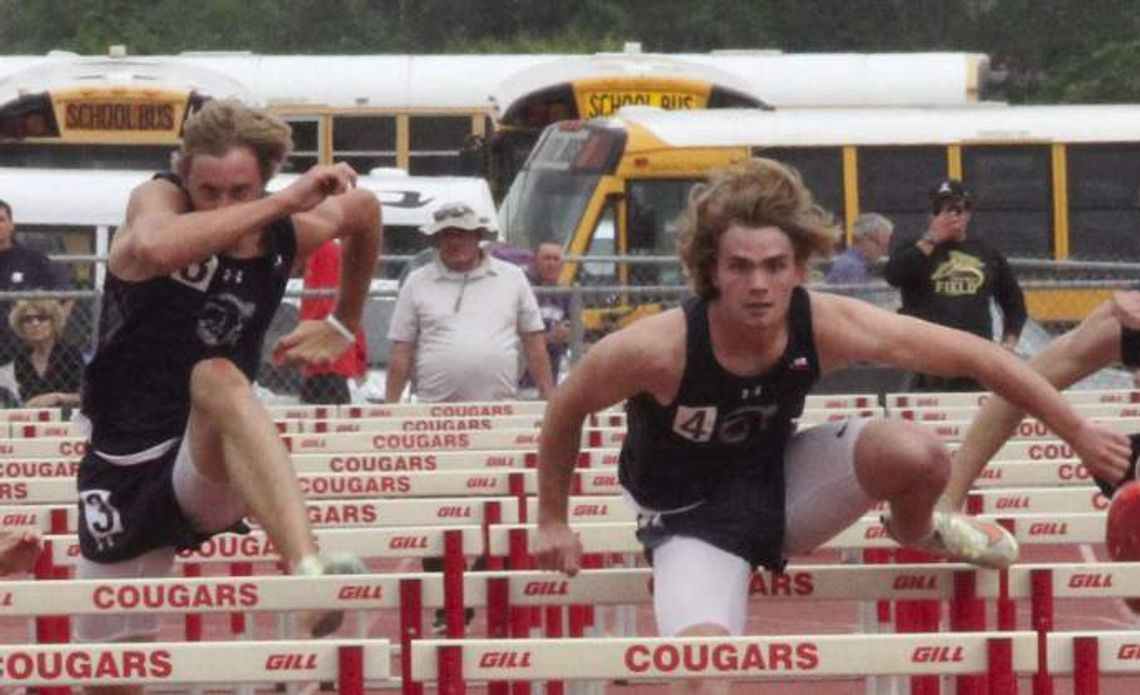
[0,639,389,691]
[410,632,1035,694]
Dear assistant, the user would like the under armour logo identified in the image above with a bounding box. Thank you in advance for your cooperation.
[741,385,763,400]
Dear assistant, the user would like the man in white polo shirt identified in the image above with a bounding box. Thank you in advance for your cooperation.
[386,200,555,631]
[386,201,555,403]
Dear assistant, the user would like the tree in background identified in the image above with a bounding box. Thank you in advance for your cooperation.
[3,0,1140,102]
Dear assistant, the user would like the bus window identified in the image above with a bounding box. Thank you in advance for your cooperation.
[963,146,1052,258]
[409,116,472,175]
[756,147,845,223]
[858,146,947,237]
[283,117,321,173]
[581,201,617,285]
[0,143,175,170]
[1067,143,1140,260]
[333,115,397,173]
[499,124,627,253]
[627,179,700,286]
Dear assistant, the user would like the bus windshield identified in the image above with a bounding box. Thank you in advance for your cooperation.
[499,123,625,251]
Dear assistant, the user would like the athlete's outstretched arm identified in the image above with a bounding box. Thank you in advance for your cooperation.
[944,297,1126,508]
[111,164,359,282]
[275,188,382,367]
[535,310,681,575]
[811,292,1131,485]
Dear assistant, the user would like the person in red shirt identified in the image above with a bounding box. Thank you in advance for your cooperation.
[298,239,368,404]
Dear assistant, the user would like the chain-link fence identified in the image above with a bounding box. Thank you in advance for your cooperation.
[8,253,1139,407]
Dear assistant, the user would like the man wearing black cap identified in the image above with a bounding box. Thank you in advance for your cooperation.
[885,179,1027,391]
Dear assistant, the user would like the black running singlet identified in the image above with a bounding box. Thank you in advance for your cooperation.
[81,173,297,454]
[618,288,821,512]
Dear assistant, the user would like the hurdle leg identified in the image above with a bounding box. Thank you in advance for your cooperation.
[1031,569,1055,695]
[896,548,942,695]
[400,578,424,695]
[1073,636,1099,695]
[862,547,897,695]
[950,571,986,695]
[33,539,68,695]
[507,528,533,695]
[487,577,511,695]
[338,644,364,695]
[987,636,1015,695]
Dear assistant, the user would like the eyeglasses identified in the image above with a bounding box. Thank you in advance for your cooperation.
[19,314,50,326]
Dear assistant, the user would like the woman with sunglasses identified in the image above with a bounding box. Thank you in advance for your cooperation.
[8,298,83,407]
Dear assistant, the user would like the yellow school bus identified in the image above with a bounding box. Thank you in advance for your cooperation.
[0,49,991,195]
[497,104,1140,328]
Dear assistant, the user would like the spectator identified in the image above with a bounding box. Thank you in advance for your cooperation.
[825,213,893,284]
[298,239,368,404]
[9,299,83,408]
[0,200,72,364]
[386,201,554,404]
[884,179,1027,391]
[521,241,571,393]
[386,201,554,632]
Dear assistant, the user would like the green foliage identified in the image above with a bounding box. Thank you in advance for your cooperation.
[2,0,1139,102]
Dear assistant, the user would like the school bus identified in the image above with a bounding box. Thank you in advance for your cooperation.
[0,49,992,195]
[496,104,1140,328]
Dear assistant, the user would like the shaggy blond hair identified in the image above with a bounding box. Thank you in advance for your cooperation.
[177,99,293,183]
[9,299,65,336]
[676,158,839,300]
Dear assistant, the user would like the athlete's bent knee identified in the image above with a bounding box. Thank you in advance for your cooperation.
[891,429,950,489]
[190,358,252,408]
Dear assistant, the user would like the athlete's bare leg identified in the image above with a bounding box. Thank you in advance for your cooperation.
[852,420,948,544]
[186,358,316,565]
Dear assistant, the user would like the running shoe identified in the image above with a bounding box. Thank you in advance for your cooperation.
[881,511,1019,569]
[294,552,368,637]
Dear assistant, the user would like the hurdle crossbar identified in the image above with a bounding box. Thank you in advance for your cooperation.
[0,640,389,688]
[409,632,1036,683]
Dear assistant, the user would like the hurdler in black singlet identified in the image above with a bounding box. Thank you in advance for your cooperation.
[77,172,296,562]
[81,173,297,455]
[619,288,820,569]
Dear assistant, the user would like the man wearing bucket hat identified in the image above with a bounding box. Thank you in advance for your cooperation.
[386,201,554,404]
[386,201,554,631]
[885,179,1027,391]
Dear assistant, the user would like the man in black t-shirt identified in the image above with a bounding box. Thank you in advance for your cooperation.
[0,200,71,364]
[885,180,1027,391]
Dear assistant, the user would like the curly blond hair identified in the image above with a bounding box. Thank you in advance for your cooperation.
[177,99,293,183]
[676,158,839,300]
[9,299,64,336]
